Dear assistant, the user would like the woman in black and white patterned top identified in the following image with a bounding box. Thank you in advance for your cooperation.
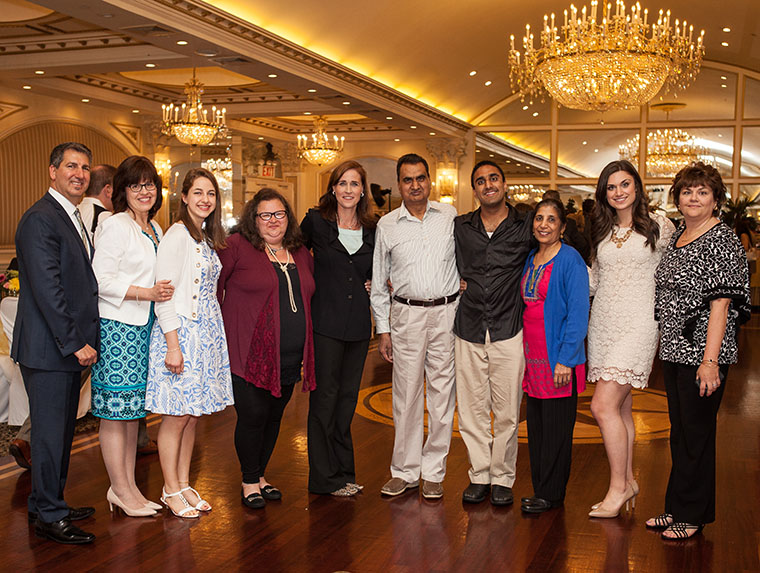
[649,162,751,540]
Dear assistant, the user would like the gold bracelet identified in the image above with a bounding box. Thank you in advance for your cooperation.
[166,347,180,352]
[701,359,718,367]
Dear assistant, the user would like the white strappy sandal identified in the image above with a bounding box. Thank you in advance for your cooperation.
[161,487,200,519]
[179,485,212,512]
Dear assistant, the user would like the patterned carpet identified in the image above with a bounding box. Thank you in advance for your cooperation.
[0,414,99,457]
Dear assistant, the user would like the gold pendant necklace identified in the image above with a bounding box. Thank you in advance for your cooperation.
[610,226,633,249]
[266,243,297,312]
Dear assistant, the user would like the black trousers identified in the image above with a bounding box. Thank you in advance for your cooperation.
[21,366,81,522]
[307,334,369,493]
[232,374,295,484]
[526,376,578,504]
[662,361,728,525]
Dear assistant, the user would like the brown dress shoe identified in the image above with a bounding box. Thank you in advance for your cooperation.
[380,477,419,496]
[422,480,444,499]
[136,439,158,456]
[9,439,31,470]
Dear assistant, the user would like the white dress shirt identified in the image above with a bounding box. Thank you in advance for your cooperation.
[48,187,92,256]
[370,200,459,334]
[92,212,163,326]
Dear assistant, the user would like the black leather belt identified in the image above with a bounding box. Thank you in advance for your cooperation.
[393,293,459,307]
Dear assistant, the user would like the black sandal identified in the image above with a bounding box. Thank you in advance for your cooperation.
[661,522,703,540]
[645,513,673,530]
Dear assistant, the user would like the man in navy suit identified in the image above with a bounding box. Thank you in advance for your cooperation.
[12,142,100,544]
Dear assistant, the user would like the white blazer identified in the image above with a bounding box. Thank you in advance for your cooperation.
[92,212,163,326]
[154,223,206,334]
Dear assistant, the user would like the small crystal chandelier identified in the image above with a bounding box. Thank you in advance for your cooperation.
[297,116,345,167]
[508,185,544,203]
[161,69,227,146]
[619,129,707,177]
[509,0,705,112]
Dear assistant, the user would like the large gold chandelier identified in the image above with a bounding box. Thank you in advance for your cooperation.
[297,116,345,167]
[509,0,705,112]
[161,69,227,146]
[619,129,707,177]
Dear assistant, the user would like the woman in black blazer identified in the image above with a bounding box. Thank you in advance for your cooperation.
[301,160,376,496]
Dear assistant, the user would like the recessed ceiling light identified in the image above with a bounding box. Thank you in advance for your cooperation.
[410,125,417,129]
[101,13,113,18]
[385,116,393,120]
[476,149,481,153]
[721,41,729,47]
[594,148,599,153]
[307,89,317,93]
[34,70,44,75]
[532,112,539,117]
[22,85,31,90]
[342,101,350,105]
[132,109,140,113]
[489,154,494,157]
[526,165,531,169]
[522,105,529,110]
[721,84,727,88]
[81,98,90,103]
[429,132,436,136]
[582,141,588,145]
[176,40,188,46]
[195,49,218,57]
[145,63,156,68]
[506,159,511,163]
[304,111,312,115]
[257,136,264,140]
[469,70,477,76]
[515,163,521,166]
[722,27,731,32]
[484,81,492,86]
[394,138,400,142]
[718,133,723,138]
[721,75,727,80]
[268,74,277,78]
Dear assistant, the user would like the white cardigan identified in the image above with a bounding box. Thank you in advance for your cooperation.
[92,212,163,326]
[154,223,206,334]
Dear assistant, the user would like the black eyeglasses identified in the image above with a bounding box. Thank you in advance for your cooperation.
[257,210,287,221]
[128,182,157,193]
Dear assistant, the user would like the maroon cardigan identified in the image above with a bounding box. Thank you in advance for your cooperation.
[217,233,316,397]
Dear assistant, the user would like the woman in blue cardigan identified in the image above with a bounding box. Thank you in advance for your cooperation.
[519,198,589,514]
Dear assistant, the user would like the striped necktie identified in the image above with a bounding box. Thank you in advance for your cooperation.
[73,208,91,257]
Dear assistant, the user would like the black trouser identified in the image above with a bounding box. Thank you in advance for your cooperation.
[307,334,369,493]
[662,361,728,525]
[232,374,295,484]
[526,375,577,504]
[21,366,81,522]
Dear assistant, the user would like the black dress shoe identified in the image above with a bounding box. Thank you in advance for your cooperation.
[241,489,266,509]
[521,497,553,513]
[34,517,95,544]
[260,485,282,501]
[491,485,514,506]
[462,483,490,504]
[28,506,95,524]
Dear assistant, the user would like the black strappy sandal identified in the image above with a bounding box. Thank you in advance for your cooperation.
[645,513,673,530]
[661,522,704,540]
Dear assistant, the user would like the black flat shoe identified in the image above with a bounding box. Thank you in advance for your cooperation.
[260,485,282,501]
[34,517,95,544]
[521,497,553,513]
[241,489,266,509]
[491,485,514,506]
[28,506,95,524]
[462,483,490,504]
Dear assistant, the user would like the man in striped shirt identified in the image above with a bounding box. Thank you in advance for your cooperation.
[371,153,460,499]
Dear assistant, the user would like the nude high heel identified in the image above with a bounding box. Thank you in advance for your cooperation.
[107,487,157,517]
[588,484,635,518]
[591,479,638,511]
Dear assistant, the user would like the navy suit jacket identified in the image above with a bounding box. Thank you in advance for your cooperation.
[11,192,99,372]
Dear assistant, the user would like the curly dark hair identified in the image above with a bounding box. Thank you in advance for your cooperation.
[234,188,302,251]
[590,160,659,261]
[112,156,163,220]
[670,161,726,216]
[317,160,376,229]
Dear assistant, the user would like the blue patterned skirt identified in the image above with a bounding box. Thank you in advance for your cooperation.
[91,317,152,420]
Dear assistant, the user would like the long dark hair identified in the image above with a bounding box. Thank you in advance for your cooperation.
[318,160,376,229]
[590,160,659,260]
[178,168,226,250]
[112,156,163,220]
[234,188,302,251]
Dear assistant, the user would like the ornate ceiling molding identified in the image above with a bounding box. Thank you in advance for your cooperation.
[0,102,28,122]
[110,122,142,152]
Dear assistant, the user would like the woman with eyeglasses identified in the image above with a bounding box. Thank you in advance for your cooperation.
[91,156,173,516]
[146,168,232,519]
[300,160,376,497]
[217,188,315,509]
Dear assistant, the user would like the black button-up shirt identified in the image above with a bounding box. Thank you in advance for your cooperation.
[454,205,534,344]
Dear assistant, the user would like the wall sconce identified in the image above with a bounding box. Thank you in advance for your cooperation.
[436,167,458,204]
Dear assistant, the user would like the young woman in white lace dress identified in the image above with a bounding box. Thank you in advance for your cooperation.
[587,160,674,518]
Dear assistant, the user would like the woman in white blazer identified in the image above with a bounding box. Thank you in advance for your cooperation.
[91,156,174,517]
[146,168,233,519]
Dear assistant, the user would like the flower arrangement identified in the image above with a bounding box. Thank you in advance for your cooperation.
[0,270,19,297]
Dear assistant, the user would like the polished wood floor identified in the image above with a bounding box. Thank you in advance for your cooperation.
[1,318,759,572]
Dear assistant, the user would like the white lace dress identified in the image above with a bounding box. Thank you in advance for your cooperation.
[587,213,675,388]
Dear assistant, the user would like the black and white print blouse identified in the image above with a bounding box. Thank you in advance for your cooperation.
[654,221,751,366]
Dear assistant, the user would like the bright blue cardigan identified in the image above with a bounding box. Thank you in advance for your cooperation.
[521,243,590,372]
